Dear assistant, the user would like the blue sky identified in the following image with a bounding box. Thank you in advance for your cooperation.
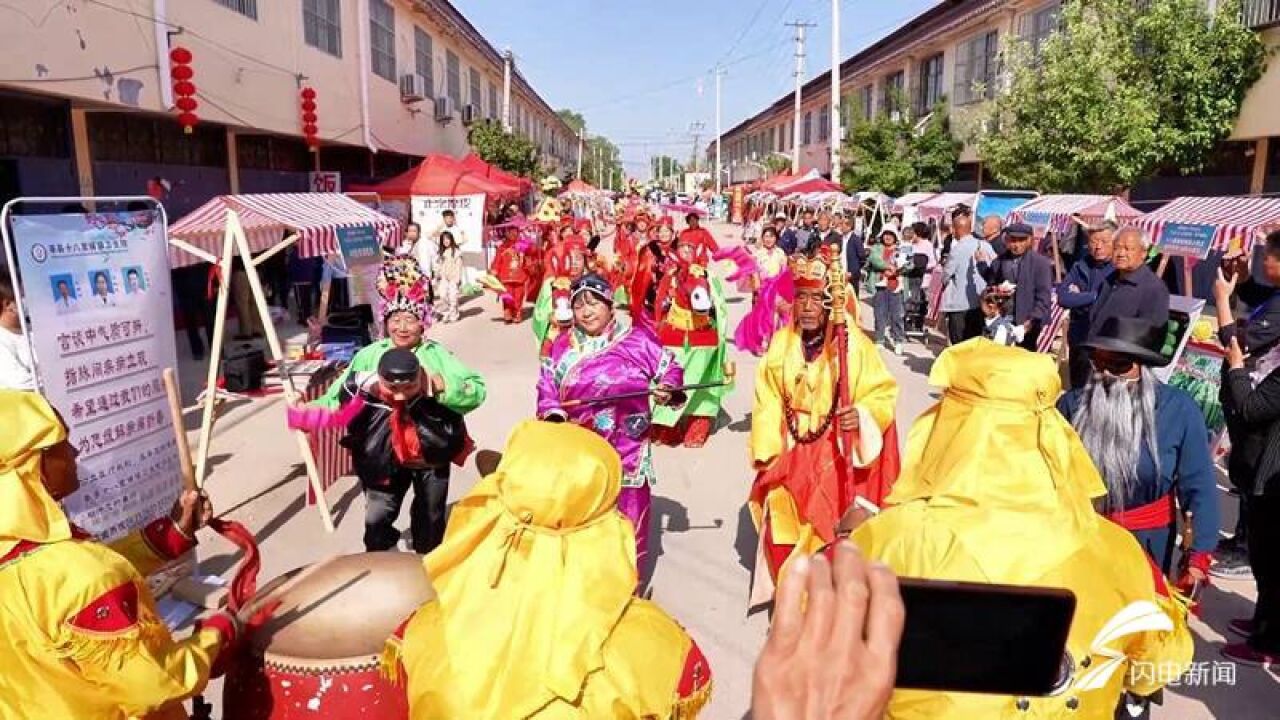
[454,0,939,179]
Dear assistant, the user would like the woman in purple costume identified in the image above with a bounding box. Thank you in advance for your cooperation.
[537,273,685,581]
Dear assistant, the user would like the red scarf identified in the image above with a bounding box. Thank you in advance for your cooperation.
[388,398,423,465]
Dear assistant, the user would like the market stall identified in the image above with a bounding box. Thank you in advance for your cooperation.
[893,191,938,221]
[1136,195,1280,297]
[916,191,976,221]
[1008,194,1143,240]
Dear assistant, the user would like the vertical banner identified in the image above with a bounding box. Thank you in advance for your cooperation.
[412,194,486,284]
[335,224,383,310]
[731,186,745,224]
[8,209,181,540]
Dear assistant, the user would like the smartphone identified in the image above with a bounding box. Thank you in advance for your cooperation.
[895,578,1077,696]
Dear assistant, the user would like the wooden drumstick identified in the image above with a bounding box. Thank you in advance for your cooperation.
[162,367,199,492]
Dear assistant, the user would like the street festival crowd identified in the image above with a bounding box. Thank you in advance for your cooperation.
[0,187,1279,720]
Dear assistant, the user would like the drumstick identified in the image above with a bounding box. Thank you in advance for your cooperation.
[162,367,199,492]
[559,381,731,409]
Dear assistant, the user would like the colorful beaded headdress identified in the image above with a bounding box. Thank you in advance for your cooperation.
[788,246,839,291]
[376,256,430,322]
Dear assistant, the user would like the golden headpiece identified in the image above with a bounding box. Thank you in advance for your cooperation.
[788,245,839,290]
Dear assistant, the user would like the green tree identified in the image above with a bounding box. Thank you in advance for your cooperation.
[840,103,961,195]
[979,0,1267,193]
[466,119,540,178]
[761,154,792,176]
[555,108,623,189]
[650,155,685,180]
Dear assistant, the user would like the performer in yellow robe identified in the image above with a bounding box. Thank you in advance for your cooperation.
[0,390,238,720]
[852,340,1194,719]
[748,246,899,604]
[385,420,712,719]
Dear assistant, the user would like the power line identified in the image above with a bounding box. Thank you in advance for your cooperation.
[717,0,774,66]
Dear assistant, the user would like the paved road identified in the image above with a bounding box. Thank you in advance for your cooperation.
[187,221,1276,718]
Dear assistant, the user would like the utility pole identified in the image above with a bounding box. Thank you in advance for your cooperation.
[576,128,584,179]
[714,66,725,194]
[688,121,705,182]
[595,145,602,188]
[786,20,816,174]
[830,0,842,180]
[502,49,513,132]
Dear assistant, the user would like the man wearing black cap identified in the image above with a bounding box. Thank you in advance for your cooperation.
[938,204,995,344]
[981,221,1054,350]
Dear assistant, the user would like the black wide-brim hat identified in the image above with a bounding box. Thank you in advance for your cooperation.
[1082,316,1170,367]
[377,347,423,383]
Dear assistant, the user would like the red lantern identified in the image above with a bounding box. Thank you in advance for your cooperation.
[301,87,316,100]
[300,86,319,151]
[170,45,198,133]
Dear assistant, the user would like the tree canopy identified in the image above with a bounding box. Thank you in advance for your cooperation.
[979,0,1267,193]
[555,108,623,189]
[840,103,961,196]
[466,119,541,178]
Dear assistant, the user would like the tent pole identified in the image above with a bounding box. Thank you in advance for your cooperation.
[191,214,238,489]
[250,233,300,267]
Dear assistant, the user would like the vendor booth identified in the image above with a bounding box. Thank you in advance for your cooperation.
[916,192,976,221]
[1136,195,1280,297]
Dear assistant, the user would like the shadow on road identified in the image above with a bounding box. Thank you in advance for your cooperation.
[734,503,758,575]
[727,413,753,434]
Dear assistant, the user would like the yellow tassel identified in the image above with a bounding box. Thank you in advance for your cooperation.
[670,679,712,720]
[54,616,170,671]
[379,636,404,686]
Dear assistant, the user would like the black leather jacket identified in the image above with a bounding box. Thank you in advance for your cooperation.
[337,371,468,485]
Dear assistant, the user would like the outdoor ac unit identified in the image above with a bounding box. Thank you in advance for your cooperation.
[399,73,426,103]
[461,104,479,125]
[433,96,454,123]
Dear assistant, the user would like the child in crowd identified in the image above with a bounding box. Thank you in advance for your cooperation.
[981,283,1018,346]
[433,231,464,324]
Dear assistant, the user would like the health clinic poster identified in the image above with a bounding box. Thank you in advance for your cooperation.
[9,210,181,540]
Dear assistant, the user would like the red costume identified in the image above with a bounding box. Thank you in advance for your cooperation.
[678,226,719,264]
[490,234,528,323]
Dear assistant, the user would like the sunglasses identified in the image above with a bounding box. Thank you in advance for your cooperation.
[1090,353,1135,376]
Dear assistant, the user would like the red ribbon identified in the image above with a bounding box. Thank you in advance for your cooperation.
[389,400,423,465]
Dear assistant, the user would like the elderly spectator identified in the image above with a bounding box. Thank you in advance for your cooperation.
[780,209,815,256]
[939,205,995,344]
[1088,227,1170,337]
[838,213,868,291]
[979,214,1007,257]
[980,222,1053,349]
[1058,223,1117,388]
[903,222,936,336]
[1059,316,1219,583]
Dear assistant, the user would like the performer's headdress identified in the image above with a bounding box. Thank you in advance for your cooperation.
[376,256,430,323]
[533,197,562,224]
[788,246,838,292]
[570,273,613,305]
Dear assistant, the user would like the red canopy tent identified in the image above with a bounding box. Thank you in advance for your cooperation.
[564,178,599,194]
[776,177,843,194]
[458,152,531,194]
[349,154,519,200]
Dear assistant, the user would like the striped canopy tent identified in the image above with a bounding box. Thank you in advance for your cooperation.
[1135,196,1280,256]
[916,192,976,221]
[168,193,402,267]
[893,191,938,213]
[1008,194,1144,239]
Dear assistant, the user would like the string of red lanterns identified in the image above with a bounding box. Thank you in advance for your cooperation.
[170,46,198,134]
[300,87,319,151]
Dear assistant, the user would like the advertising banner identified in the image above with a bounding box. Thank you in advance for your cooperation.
[336,224,383,310]
[1156,222,1217,260]
[7,209,181,540]
[411,194,486,284]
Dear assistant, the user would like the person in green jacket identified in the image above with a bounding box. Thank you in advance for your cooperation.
[305,257,486,552]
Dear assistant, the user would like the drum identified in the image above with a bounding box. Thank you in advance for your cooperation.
[223,552,435,719]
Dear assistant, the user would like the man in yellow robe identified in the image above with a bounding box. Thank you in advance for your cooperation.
[852,340,1194,719]
[748,246,899,603]
[0,390,238,720]
[384,420,712,719]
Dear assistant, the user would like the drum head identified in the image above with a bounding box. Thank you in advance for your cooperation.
[245,552,435,664]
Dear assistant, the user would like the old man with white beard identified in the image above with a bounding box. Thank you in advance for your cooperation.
[1057,316,1219,589]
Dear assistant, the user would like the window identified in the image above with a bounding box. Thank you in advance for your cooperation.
[802,111,813,145]
[767,126,775,152]
[413,28,434,98]
[488,83,499,119]
[303,0,341,57]
[954,30,999,105]
[469,68,482,108]
[881,71,905,119]
[859,85,874,121]
[917,53,944,114]
[212,0,257,20]
[369,0,395,82]
[446,50,462,106]
[818,104,830,142]
[1022,2,1061,60]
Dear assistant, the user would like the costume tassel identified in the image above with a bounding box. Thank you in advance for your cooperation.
[379,636,405,686]
[54,614,170,671]
[671,680,713,720]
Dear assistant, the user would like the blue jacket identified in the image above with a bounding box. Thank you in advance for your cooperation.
[1057,256,1115,344]
[1058,383,1219,555]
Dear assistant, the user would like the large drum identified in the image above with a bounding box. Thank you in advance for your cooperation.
[223,552,434,719]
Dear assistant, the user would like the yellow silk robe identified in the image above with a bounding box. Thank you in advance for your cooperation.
[749,323,899,567]
[0,520,225,720]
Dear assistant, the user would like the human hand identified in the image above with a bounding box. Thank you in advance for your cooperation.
[170,489,213,538]
[1011,324,1028,344]
[652,384,674,406]
[1228,336,1246,370]
[1068,284,1080,293]
[751,542,903,720]
[1213,266,1239,303]
[429,373,446,395]
[836,405,860,433]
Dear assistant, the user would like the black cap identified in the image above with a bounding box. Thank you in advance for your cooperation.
[1082,316,1170,367]
[570,273,613,304]
[1005,222,1034,238]
[377,348,422,383]
[951,204,972,219]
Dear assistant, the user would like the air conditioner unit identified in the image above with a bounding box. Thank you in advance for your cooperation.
[399,73,426,103]
[433,96,454,123]
[461,104,479,125]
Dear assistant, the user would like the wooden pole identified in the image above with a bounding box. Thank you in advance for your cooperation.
[192,220,237,488]
[229,216,335,533]
[162,367,198,491]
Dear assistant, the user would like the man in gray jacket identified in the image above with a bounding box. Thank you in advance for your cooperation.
[939,205,995,344]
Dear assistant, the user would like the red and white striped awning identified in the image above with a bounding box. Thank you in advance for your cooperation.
[917,192,976,221]
[1135,196,1280,255]
[1008,194,1144,238]
[168,193,402,267]
[893,192,938,212]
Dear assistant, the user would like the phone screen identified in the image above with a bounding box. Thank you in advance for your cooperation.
[896,578,1077,696]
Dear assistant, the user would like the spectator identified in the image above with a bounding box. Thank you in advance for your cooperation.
[1058,223,1117,389]
[981,222,1054,350]
[0,270,35,390]
[780,209,815,256]
[939,205,995,344]
[902,221,935,335]
[1088,227,1170,338]
[838,213,868,296]
[809,211,839,254]
[172,263,214,360]
[979,214,1007,257]
[287,248,323,324]
[867,227,907,354]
